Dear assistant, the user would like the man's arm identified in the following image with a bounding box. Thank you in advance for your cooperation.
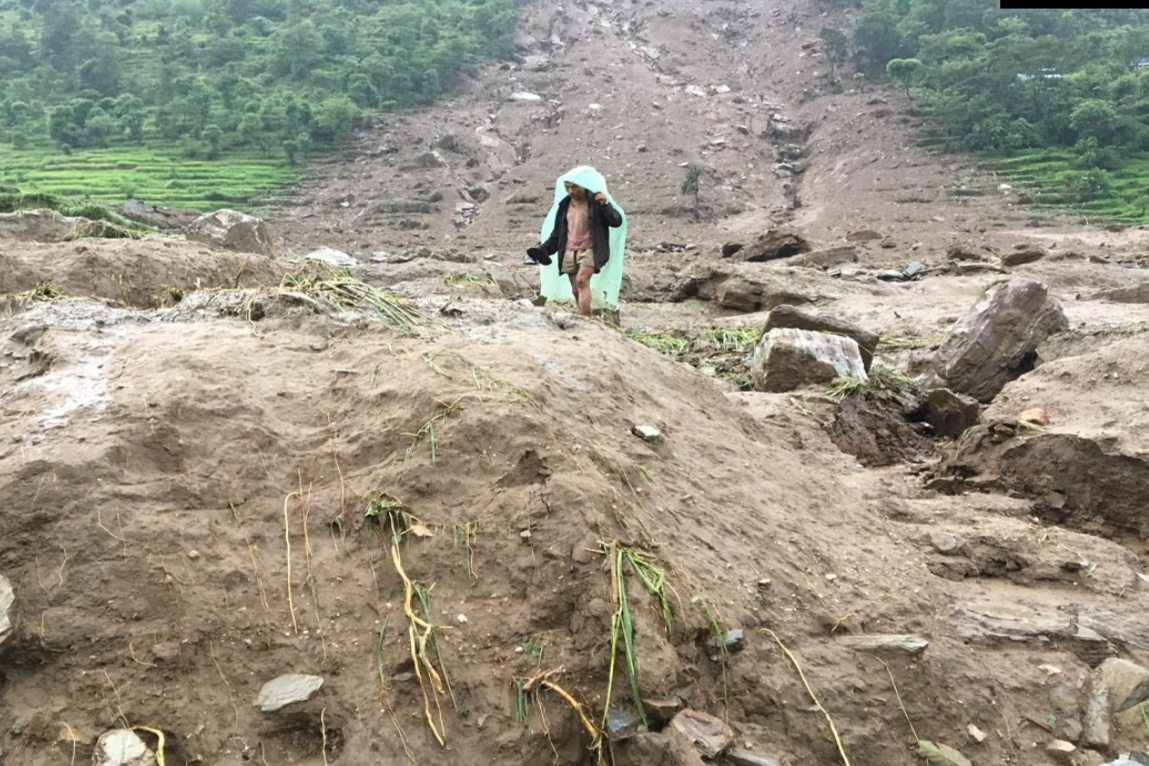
[594,192,623,228]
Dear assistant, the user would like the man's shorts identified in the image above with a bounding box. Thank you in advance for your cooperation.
[561,248,594,275]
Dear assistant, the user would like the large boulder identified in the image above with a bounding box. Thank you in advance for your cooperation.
[0,573,13,653]
[185,209,277,258]
[751,328,868,392]
[739,230,811,262]
[934,278,1067,403]
[763,304,879,371]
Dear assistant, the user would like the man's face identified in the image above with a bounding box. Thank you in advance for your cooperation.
[564,182,589,200]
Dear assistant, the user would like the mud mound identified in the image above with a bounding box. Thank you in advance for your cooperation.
[8,294,1146,766]
[1,238,283,308]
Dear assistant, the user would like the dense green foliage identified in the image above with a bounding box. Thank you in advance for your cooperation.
[0,0,518,208]
[832,0,1149,221]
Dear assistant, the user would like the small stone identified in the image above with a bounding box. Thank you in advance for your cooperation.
[93,729,156,766]
[757,578,773,589]
[0,574,14,652]
[254,674,324,713]
[187,550,200,560]
[456,614,468,624]
[726,748,782,766]
[670,709,734,758]
[967,724,986,743]
[632,424,663,442]
[606,707,642,741]
[1138,573,1149,585]
[837,634,929,656]
[1046,740,1076,762]
[825,573,837,581]
[305,247,358,268]
[520,530,532,540]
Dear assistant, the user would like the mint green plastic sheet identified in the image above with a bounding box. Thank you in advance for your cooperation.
[537,166,627,310]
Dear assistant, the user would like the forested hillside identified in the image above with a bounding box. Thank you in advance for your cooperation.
[0,0,518,208]
[840,0,1149,221]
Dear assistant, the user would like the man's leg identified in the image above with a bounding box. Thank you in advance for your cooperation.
[574,266,594,316]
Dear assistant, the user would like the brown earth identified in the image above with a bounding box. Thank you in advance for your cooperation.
[3,0,1149,765]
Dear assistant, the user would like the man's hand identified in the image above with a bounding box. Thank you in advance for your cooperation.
[594,192,607,204]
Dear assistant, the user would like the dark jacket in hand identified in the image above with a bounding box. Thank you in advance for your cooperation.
[538,196,623,274]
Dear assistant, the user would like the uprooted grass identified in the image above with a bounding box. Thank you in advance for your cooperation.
[826,366,920,409]
[12,281,65,302]
[627,326,759,389]
[64,219,146,241]
[273,262,437,332]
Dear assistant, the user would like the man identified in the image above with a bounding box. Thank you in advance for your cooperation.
[526,166,626,317]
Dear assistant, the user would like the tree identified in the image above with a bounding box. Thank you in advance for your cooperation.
[201,124,223,158]
[1069,98,1118,145]
[681,164,704,214]
[820,27,850,80]
[886,58,924,96]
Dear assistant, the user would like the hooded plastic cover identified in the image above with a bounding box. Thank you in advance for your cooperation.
[538,166,627,310]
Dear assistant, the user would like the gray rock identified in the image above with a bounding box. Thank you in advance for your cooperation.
[934,278,1068,402]
[726,748,782,766]
[1090,282,1149,304]
[875,269,908,281]
[762,304,878,371]
[254,673,324,712]
[185,209,277,258]
[903,261,928,279]
[670,709,734,758]
[632,424,663,443]
[1131,751,1149,766]
[606,707,643,741]
[1082,682,1110,748]
[305,247,357,268]
[751,328,868,393]
[0,573,13,652]
[926,388,980,439]
[929,532,967,555]
[836,634,929,655]
[93,730,156,766]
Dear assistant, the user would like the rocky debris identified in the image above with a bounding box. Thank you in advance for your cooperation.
[739,230,811,262]
[606,707,643,741]
[1002,245,1048,267]
[967,724,987,743]
[1083,683,1111,748]
[836,634,929,655]
[933,278,1068,402]
[725,748,782,766]
[632,424,663,443]
[926,388,980,438]
[93,729,157,766]
[787,245,858,269]
[846,229,883,242]
[751,328,868,393]
[670,709,734,759]
[0,573,13,653]
[709,628,745,655]
[305,247,357,268]
[254,673,324,712]
[185,209,277,258]
[762,304,879,371]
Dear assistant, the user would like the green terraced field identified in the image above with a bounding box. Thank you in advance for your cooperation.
[0,142,304,213]
[981,149,1149,225]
